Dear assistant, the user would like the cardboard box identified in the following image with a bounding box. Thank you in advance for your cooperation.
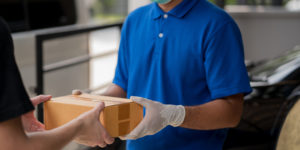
[44,94,143,137]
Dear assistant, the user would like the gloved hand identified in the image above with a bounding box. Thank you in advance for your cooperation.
[121,96,186,140]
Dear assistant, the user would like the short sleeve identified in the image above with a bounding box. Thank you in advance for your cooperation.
[113,19,130,92]
[0,18,34,122]
[204,20,252,100]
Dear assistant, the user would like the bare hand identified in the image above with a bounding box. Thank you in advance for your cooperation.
[74,102,115,148]
[21,95,52,132]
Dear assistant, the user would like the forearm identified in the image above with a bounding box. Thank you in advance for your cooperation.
[28,102,113,149]
[101,84,127,98]
[0,117,82,150]
[180,94,243,130]
[120,94,243,140]
[26,119,83,150]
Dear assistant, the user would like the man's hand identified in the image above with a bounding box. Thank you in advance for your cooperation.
[21,95,52,132]
[74,102,115,148]
[120,96,185,140]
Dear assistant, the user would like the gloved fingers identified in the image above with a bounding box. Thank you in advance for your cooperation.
[119,118,148,140]
[130,96,153,107]
[121,127,148,140]
[119,136,126,140]
[123,130,148,140]
[121,125,145,139]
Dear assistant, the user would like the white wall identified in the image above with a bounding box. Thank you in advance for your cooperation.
[228,6,300,61]
[12,33,36,97]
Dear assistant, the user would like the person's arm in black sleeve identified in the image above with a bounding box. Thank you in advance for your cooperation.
[0,18,34,122]
[0,18,114,149]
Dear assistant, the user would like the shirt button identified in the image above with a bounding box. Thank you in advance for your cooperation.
[158,33,164,38]
[163,14,168,19]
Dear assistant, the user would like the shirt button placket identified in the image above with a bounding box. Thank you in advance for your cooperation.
[154,14,167,56]
[158,14,168,39]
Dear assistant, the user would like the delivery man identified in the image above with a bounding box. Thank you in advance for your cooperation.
[101,0,252,149]
[0,18,114,149]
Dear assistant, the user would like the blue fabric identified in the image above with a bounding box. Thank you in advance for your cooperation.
[113,0,252,149]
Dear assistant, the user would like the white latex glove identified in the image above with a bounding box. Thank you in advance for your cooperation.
[121,96,186,140]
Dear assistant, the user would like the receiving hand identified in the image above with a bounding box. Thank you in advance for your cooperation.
[120,96,186,140]
[21,95,52,132]
[74,102,115,148]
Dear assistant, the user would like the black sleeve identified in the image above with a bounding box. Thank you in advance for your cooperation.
[0,18,34,122]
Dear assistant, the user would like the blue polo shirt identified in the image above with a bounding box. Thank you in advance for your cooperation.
[113,0,252,149]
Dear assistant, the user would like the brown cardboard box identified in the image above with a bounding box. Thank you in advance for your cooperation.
[44,94,143,137]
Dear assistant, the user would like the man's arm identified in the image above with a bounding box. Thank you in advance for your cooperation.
[103,84,244,140]
[181,94,243,130]
[102,84,127,98]
[121,94,244,140]
[0,102,114,150]
[104,84,243,130]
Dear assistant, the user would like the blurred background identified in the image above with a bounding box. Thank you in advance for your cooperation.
[1,0,300,150]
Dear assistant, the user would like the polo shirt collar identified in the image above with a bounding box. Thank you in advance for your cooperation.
[151,0,199,20]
